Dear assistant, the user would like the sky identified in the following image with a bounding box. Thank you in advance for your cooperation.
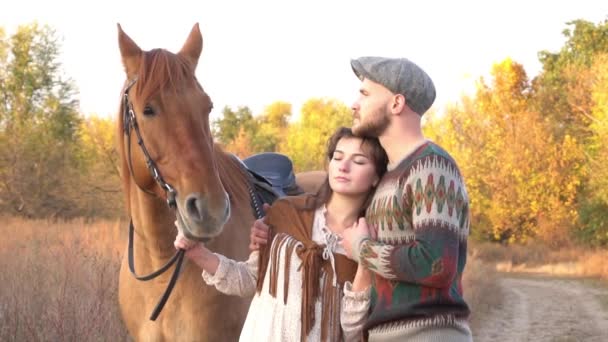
[2,0,607,121]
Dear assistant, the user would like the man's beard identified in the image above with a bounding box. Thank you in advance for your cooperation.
[353,107,390,137]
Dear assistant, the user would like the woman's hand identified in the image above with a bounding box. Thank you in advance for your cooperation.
[351,264,372,292]
[249,203,271,251]
[173,226,219,274]
[174,231,199,251]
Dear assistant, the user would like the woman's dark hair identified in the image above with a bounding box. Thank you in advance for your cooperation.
[302,126,388,217]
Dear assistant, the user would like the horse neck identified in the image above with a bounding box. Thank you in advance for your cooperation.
[208,146,256,258]
[213,145,252,210]
[128,184,177,262]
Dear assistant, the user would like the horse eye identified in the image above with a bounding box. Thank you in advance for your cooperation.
[143,105,155,116]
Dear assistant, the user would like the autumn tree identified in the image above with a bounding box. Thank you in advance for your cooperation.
[0,23,82,217]
[225,127,254,158]
[251,101,291,152]
[533,19,608,140]
[425,59,582,245]
[578,53,608,245]
[212,105,257,146]
[532,19,608,245]
[75,115,123,217]
[281,98,352,171]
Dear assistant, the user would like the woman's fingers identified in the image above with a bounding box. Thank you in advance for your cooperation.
[249,218,270,251]
[174,234,196,250]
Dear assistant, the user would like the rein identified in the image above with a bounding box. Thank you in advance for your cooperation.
[122,78,263,321]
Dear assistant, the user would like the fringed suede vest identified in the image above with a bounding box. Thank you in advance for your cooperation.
[256,195,358,342]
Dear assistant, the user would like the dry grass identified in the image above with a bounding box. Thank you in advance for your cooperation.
[462,248,503,337]
[472,241,608,280]
[0,216,129,341]
[4,215,604,341]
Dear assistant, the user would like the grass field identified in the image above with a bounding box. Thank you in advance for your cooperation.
[0,216,128,341]
[1,216,605,341]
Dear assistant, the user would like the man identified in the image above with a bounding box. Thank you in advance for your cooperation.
[340,57,472,341]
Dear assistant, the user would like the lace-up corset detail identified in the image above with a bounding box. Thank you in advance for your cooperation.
[312,205,347,287]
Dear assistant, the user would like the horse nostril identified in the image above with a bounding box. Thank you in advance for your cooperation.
[185,194,205,222]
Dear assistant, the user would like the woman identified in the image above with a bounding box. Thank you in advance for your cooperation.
[174,127,388,341]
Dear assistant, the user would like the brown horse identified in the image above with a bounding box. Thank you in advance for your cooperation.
[116,24,254,341]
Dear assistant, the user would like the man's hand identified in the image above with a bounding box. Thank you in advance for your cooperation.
[249,203,271,251]
[341,217,371,260]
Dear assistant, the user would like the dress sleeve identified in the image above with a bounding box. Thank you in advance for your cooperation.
[201,251,259,297]
[340,281,371,342]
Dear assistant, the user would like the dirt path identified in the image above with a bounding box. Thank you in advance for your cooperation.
[474,275,608,342]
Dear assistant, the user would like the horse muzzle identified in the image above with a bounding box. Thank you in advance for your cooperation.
[177,192,230,240]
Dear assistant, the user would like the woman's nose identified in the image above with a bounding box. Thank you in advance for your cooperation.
[338,160,349,172]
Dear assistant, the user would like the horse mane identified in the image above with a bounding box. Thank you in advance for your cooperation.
[213,144,254,207]
[134,49,200,104]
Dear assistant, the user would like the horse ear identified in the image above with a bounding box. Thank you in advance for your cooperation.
[117,23,142,78]
[178,23,203,70]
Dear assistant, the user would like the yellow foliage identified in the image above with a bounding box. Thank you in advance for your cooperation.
[426,59,583,245]
[588,54,608,204]
[280,98,352,172]
[226,127,254,159]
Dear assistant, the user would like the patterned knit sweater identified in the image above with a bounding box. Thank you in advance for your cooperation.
[351,141,471,332]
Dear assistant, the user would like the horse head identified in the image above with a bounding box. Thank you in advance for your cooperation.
[117,24,229,240]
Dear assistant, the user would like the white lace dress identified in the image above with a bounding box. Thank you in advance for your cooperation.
[202,206,370,341]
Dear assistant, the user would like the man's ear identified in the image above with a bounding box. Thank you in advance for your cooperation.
[391,94,407,115]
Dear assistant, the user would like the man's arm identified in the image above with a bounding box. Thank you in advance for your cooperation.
[352,165,468,288]
[356,227,461,288]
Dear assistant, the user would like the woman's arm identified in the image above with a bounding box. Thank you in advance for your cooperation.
[174,232,258,297]
[201,251,259,297]
[341,264,371,342]
[174,233,220,274]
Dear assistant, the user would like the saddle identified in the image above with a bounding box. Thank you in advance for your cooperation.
[232,152,303,218]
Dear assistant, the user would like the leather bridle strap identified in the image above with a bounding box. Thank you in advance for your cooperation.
[123,78,177,208]
[127,219,185,321]
[128,220,183,281]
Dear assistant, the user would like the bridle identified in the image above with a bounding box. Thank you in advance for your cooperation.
[123,78,177,207]
[121,77,265,322]
[122,77,184,321]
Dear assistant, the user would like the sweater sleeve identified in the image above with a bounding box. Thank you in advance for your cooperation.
[201,251,259,296]
[354,158,468,288]
[340,281,371,342]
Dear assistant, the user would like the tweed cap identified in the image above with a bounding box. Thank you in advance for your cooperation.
[351,56,436,115]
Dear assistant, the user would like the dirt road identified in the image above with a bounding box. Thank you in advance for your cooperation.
[474,275,608,342]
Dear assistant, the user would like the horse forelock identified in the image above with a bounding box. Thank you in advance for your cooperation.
[135,49,200,106]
